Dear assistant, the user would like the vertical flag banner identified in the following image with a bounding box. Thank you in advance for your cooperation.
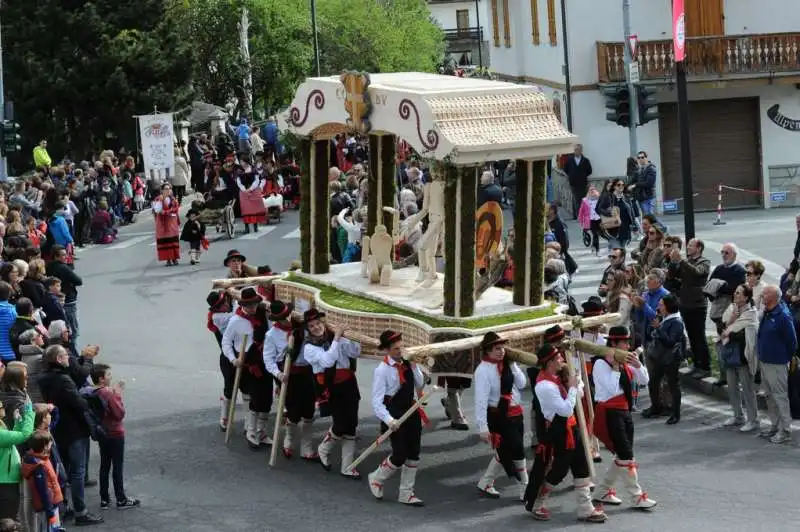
[673,0,686,63]
[138,113,175,174]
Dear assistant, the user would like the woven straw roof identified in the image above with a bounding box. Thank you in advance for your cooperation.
[427,91,573,147]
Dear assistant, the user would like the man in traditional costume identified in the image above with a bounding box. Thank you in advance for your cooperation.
[524,343,607,523]
[368,331,426,506]
[224,249,258,279]
[221,288,262,437]
[474,332,528,500]
[302,309,362,478]
[263,302,318,461]
[207,290,234,431]
[243,301,273,450]
[592,326,657,510]
[152,183,181,266]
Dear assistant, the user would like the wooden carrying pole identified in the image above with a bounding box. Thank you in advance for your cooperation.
[347,387,438,473]
[564,352,595,480]
[503,346,538,366]
[212,275,284,289]
[269,339,294,467]
[401,314,619,362]
[225,334,249,445]
[567,337,629,365]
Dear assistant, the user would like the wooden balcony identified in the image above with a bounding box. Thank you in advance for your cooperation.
[597,33,800,83]
[444,27,484,42]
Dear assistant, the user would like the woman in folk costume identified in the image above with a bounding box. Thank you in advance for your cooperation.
[207,290,235,431]
[474,332,528,501]
[263,301,318,461]
[368,331,426,506]
[152,183,181,266]
[236,167,266,234]
[220,288,263,437]
[243,302,275,450]
[591,326,657,510]
[524,343,607,524]
[302,309,363,478]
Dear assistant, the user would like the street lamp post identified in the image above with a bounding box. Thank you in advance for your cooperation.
[311,0,321,76]
[474,0,483,69]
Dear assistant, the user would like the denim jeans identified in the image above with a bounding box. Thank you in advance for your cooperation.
[639,198,655,215]
[64,438,89,513]
[63,301,79,348]
[99,437,126,502]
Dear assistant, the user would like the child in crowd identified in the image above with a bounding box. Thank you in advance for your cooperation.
[41,278,66,328]
[21,431,66,532]
[90,364,140,510]
[180,209,206,265]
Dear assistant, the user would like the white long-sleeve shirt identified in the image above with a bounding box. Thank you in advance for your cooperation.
[237,176,262,192]
[534,378,578,422]
[211,312,233,335]
[593,358,649,403]
[371,358,425,425]
[263,325,297,377]
[473,360,527,434]
[303,337,361,374]
[221,314,255,363]
[337,210,362,244]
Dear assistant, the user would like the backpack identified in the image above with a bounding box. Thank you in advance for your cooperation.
[81,388,109,442]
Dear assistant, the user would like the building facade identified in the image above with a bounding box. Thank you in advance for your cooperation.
[428,0,491,70]
[487,0,800,212]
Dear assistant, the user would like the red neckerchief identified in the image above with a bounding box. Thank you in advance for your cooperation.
[536,370,568,399]
[272,321,292,332]
[384,356,407,384]
[235,307,261,329]
[207,311,218,333]
[482,356,504,376]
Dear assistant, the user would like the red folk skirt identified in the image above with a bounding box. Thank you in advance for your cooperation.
[239,188,266,224]
[155,213,181,262]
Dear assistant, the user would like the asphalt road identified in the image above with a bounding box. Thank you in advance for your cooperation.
[73,204,800,531]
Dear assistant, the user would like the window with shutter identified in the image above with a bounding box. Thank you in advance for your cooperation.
[502,0,511,47]
[547,0,557,45]
[491,0,500,47]
[530,0,540,45]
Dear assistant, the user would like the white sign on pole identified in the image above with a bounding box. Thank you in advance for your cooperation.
[138,113,175,174]
[628,61,640,84]
[628,34,639,59]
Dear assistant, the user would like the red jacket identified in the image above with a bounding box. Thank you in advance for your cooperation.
[97,386,126,438]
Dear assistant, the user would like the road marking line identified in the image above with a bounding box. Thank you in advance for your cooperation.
[237,226,277,240]
[106,235,152,250]
[282,228,301,239]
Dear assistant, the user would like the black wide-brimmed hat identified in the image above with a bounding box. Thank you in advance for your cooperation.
[607,326,631,341]
[543,325,566,344]
[537,343,561,367]
[269,300,293,321]
[379,330,403,350]
[481,331,508,351]
[239,287,262,306]
[207,290,226,311]
[224,249,247,266]
[303,308,326,325]
[581,296,606,317]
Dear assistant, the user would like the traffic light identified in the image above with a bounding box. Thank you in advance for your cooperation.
[637,86,659,125]
[603,86,630,128]
[1,120,21,154]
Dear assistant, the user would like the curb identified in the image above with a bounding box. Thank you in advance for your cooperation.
[678,367,769,410]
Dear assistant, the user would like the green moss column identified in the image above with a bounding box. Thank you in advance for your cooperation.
[304,139,330,274]
[443,166,477,318]
[299,138,312,273]
[512,160,547,306]
[367,134,398,236]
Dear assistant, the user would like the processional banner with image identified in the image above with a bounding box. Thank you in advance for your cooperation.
[138,113,175,174]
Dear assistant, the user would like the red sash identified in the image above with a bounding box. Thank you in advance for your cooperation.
[536,371,577,450]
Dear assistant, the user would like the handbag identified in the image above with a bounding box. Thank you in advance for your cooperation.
[645,336,685,366]
[718,340,743,368]
[600,206,621,230]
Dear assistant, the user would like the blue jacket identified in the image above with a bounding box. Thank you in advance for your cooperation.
[48,215,73,246]
[0,301,18,361]
[757,302,798,365]
[636,286,669,340]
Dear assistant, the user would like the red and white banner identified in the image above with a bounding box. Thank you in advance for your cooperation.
[672,0,686,63]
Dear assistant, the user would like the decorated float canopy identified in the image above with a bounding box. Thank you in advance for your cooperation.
[279,72,578,164]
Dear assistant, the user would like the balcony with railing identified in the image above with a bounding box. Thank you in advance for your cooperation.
[444,27,484,42]
[597,33,800,83]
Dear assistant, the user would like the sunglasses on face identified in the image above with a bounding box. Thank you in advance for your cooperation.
[637,156,646,160]
[746,271,755,276]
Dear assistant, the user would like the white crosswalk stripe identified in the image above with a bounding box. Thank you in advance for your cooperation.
[106,235,152,250]
[282,228,300,239]
[565,246,607,302]
[236,226,277,240]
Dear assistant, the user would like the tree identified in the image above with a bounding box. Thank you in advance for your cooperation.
[1,0,195,164]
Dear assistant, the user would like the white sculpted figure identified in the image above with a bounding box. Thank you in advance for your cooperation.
[361,224,394,286]
[403,173,444,288]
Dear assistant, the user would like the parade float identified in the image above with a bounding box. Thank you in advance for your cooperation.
[220,72,621,374]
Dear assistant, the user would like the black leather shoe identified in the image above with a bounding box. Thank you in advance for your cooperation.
[666,416,680,425]
[641,408,662,419]
[75,512,104,526]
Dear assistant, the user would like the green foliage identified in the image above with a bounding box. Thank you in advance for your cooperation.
[315,0,444,75]
[2,0,195,162]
